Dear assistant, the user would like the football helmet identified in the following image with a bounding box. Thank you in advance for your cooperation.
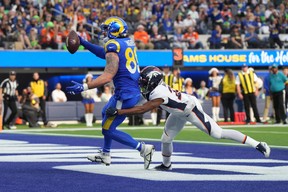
[100,16,128,39]
[139,66,163,96]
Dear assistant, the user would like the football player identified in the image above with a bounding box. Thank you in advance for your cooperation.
[66,17,154,169]
[106,66,271,171]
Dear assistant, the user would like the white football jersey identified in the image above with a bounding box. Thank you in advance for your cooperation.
[148,83,197,116]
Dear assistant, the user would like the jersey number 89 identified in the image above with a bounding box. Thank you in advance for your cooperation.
[125,47,140,74]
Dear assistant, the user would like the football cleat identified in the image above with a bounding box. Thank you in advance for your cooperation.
[87,151,111,166]
[256,142,271,158]
[154,163,172,171]
[140,143,155,169]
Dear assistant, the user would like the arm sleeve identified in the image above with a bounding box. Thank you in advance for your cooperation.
[79,36,106,59]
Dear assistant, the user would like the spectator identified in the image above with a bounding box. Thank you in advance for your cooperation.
[209,24,222,49]
[141,3,152,21]
[18,28,31,49]
[269,64,288,124]
[174,14,185,30]
[173,27,187,49]
[0,71,19,129]
[208,68,222,122]
[150,25,170,49]
[265,4,276,20]
[236,64,261,124]
[0,29,5,48]
[101,84,112,103]
[244,25,264,49]
[81,73,97,127]
[40,21,57,49]
[133,24,154,50]
[197,80,209,103]
[183,26,204,49]
[220,69,236,122]
[187,5,199,21]
[161,11,173,34]
[269,18,283,49]
[51,83,67,103]
[183,14,196,29]
[207,1,223,28]
[229,25,243,49]
[78,24,91,42]
[29,28,41,49]
[146,14,159,34]
[184,78,198,98]
[20,87,40,128]
[243,12,258,33]
[55,24,65,50]
[172,67,184,92]
[30,72,50,127]
[262,67,272,123]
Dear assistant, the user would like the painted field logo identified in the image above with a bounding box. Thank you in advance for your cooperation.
[1,139,288,181]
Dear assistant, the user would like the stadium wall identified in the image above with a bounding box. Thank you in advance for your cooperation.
[0,49,287,68]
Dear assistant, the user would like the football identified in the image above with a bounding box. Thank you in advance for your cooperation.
[66,30,80,54]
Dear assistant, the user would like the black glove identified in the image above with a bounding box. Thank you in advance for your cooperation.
[106,107,118,117]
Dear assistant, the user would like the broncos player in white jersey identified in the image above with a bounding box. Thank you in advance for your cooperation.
[106,66,271,170]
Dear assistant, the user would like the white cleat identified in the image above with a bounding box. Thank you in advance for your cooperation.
[87,151,111,166]
[140,143,155,169]
[9,125,17,129]
[256,142,271,158]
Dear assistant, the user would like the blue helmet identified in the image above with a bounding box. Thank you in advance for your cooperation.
[100,16,128,39]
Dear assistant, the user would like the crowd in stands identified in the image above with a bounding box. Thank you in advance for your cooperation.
[0,0,287,50]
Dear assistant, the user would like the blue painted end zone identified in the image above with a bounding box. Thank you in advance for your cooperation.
[0,133,287,192]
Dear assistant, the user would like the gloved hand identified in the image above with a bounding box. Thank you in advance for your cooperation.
[66,81,87,95]
[106,107,118,117]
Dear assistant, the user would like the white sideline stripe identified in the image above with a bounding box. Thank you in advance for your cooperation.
[4,130,288,149]
[3,125,288,134]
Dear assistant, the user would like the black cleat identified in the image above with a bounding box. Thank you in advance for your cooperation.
[154,163,172,171]
[256,142,271,158]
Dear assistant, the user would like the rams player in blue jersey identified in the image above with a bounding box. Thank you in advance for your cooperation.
[66,16,154,169]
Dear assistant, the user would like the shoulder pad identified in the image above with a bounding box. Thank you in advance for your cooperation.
[104,39,120,53]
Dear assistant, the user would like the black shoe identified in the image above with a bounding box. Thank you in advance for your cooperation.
[154,163,172,171]
[256,142,271,158]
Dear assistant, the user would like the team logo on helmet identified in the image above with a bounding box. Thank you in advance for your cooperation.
[139,66,163,97]
[100,16,128,39]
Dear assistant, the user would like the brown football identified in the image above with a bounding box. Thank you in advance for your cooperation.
[66,30,80,54]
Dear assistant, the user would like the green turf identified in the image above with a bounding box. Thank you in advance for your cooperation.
[16,124,288,147]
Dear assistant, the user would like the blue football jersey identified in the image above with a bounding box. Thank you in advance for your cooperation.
[104,37,141,100]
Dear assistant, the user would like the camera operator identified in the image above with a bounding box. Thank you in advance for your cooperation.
[20,87,40,128]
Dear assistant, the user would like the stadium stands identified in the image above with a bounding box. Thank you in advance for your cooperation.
[0,0,287,50]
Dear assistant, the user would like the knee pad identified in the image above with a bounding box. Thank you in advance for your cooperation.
[161,132,173,143]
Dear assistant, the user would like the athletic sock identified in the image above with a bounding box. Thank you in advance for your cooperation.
[216,107,220,121]
[212,107,216,121]
[88,113,93,126]
[245,136,259,148]
[162,143,172,167]
[85,114,89,126]
[151,112,157,125]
